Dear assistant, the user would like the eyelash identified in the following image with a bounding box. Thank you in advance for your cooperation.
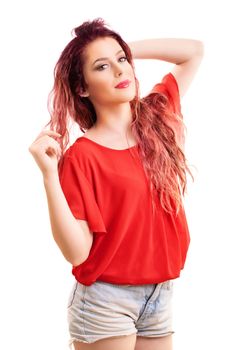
[96,56,128,71]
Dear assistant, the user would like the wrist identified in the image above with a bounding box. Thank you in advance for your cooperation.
[43,170,60,184]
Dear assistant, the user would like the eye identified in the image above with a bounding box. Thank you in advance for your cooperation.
[96,64,108,71]
[119,56,127,62]
[96,56,128,71]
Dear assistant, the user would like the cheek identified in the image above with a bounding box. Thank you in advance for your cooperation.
[89,76,112,93]
[87,80,112,102]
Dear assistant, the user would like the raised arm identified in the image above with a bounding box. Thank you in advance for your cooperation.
[128,38,204,98]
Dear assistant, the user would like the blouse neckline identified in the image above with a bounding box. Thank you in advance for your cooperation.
[77,136,138,151]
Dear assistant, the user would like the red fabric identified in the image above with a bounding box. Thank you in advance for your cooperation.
[151,72,185,151]
[151,72,181,115]
[58,72,190,286]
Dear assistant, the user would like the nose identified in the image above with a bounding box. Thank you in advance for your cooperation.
[114,62,123,77]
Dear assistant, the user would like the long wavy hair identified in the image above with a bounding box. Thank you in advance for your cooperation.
[45,17,194,216]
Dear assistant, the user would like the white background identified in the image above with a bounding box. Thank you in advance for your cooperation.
[0,0,232,349]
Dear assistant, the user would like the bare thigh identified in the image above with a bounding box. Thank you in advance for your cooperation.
[73,333,137,350]
[135,334,173,350]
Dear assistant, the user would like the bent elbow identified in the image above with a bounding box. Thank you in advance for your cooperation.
[69,253,89,267]
[195,40,205,56]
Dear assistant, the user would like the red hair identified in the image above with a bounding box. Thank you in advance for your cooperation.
[45,18,194,216]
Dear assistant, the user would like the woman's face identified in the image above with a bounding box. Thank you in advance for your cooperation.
[80,37,136,106]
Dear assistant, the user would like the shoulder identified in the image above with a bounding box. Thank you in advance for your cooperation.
[63,136,99,167]
[143,72,181,115]
[64,137,88,156]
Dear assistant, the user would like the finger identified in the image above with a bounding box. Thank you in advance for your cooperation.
[44,136,61,152]
[35,129,62,141]
[32,135,61,157]
[44,130,61,136]
[48,138,62,159]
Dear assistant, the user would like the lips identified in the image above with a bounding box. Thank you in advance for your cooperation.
[115,80,131,89]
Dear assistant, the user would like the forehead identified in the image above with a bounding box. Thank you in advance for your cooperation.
[84,37,123,63]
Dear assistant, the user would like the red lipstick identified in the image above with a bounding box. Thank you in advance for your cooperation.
[115,80,131,89]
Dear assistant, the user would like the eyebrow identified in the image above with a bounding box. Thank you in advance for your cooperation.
[92,49,125,66]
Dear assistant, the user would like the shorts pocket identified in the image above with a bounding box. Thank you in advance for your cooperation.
[162,280,174,291]
[67,281,79,308]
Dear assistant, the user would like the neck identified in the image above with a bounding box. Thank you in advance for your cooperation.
[93,102,133,137]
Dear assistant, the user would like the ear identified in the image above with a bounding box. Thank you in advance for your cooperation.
[79,88,89,97]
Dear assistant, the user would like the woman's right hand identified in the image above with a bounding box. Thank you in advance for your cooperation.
[28,129,62,177]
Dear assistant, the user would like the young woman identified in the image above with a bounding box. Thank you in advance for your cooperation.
[29,18,204,350]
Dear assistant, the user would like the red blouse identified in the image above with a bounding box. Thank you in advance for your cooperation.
[58,72,191,286]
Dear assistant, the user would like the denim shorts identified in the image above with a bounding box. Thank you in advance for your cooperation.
[67,279,175,349]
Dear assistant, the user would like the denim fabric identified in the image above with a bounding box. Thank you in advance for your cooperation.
[67,279,175,349]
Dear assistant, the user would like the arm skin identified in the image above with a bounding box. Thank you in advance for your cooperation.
[128,38,205,98]
[43,172,93,266]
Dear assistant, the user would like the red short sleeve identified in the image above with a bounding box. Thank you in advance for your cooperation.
[58,154,107,235]
[151,72,181,115]
[150,72,185,150]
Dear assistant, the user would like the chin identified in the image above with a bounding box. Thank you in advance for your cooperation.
[115,90,136,102]
[115,96,135,104]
